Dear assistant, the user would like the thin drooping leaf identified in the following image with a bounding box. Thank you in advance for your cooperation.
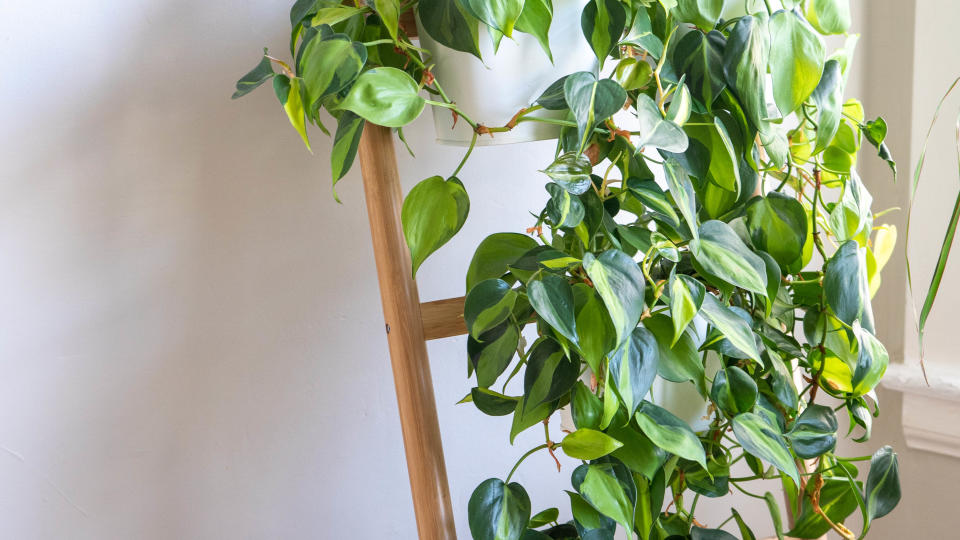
[330,111,364,199]
[865,445,901,523]
[460,0,524,37]
[515,0,553,60]
[417,0,482,58]
[232,49,275,99]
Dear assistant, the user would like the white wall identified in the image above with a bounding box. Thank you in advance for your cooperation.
[2,0,953,539]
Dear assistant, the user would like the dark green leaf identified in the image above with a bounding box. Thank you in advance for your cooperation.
[609,327,659,417]
[622,5,663,58]
[788,477,858,538]
[672,30,726,109]
[811,59,843,154]
[469,322,520,387]
[233,49,274,99]
[418,0,482,58]
[510,396,556,443]
[691,527,737,540]
[529,274,579,344]
[664,159,698,239]
[700,294,762,362]
[764,491,785,540]
[330,111,364,197]
[723,14,770,131]
[866,445,901,522]
[644,314,704,384]
[465,279,518,338]
[581,0,627,67]
[468,478,531,540]
[824,240,869,330]
[572,381,603,430]
[786,404,838,459]
[745,193,808,271]
[471,387,520,416]
[528,507,560,528]
[467,233,539,291]
[402,175,470,276]
[523,338,579,410]
[575,288,617,374]
[711,365,758,416]
[852,326,888,396]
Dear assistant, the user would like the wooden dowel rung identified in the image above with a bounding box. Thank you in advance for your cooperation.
[421,296,467,341]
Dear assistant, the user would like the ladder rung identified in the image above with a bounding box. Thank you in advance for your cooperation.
[420,296,467,341]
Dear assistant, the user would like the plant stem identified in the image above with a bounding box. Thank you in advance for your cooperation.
[505,444,550,483]
[452,131,478,177]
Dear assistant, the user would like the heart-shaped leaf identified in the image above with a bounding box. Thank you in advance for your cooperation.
[690,220,768,296]
[581,0,626,66]
[732,412,799,485]
[636,402,707,468]
[643,314,704,385]
[711,365,758,416]
[672,30,726,109]
[700,294,762,362]
[464,279,517,339]
[724,15,770,131]
[635,94,689,152]
[865,445,901,523]
[805,0,852,35]
[583,249,646,346]
[301,34,367,113]
[417,0,482,58]
[769,10,825,116]
[672,0,724,30]
[523,338,579,410]
[786,404,838,458]
[564,72,627,153]
[461,0,524,37]
[468,478,531,540]
[667,273,705,346]
[515,0,554,60]
[561,429,624,460]
[402,175,470,276]
[528,274,579,345]
[542,152,593,195]
[466,233,539,291]
[745,192,808,271]
[340,67,425,127]
[232,49,274,99]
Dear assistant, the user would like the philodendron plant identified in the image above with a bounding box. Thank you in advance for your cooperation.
[235,0,906,538]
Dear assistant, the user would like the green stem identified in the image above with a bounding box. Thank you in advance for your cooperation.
[505,444,550,483]
[453,131,478,177]
[763,0,774,14]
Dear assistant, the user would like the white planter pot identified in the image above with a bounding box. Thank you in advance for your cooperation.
[417,0,597,146]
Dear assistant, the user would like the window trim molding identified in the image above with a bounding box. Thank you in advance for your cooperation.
[881,362,960,458]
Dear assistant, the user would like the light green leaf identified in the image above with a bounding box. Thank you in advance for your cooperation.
[273,75,311,152]
[515,0,553,61]
[575,288,616,374]
[300,34,367,112]
[711,365,758,416]
[667,273,705,346]
[583,250,646,345]
[609,327,659,417]
[528,274,579,345]
[732,412,799,485]
[690,220,768,296]
[374,0,400,40]
[579,464,635,532]
[622,5,663,58]
[581,0,627,66]
[464,279,518,339]
[564,72,627,154]
[418,0,482,58]
[311,6,365,27]
[468,478,531,540]
[339,67,425,128]
[672,0,724,30]
[635,94,689,153]
[768,10,825,116]
[523,338,579,410]
[805,0,852,35]
[664,158,698,239]
[644,313,703,384]
[636,402,707,468]
[811,59,843,153]
[562,429,624,460]
[402,175,470,276]
[461,0,525,37]
[700,294,762,362]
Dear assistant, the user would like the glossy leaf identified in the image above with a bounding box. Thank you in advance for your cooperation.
[768,10,825,116]
[700,294,762,362]
[578,464,635,532]
[691,528,737,540]
[645,313,703,384]
[582,250,646,346]
[672,30,726,110]
[273,75,311,152]
[581,0,626,66]
[471,387,520,416]
[711,365,758,416]
[523,338,579,410]
[691,220,768,296]
[301,34,367,112]
[562,429,624,460]
[732,412,800,485]
[866,445,901,522]
[564,72,627,153]
[528,507,559,528]
[664,159,698,239]
[788,478,858,538]
[339,67,425,128]
[673,0,724,30]
[636,402,706,468]
[418,0,482,58]
[461,0,524,37]
[465,279,518,339]
[608,327,659,417]
[515,0,554,60]
[575,288,617,374]
[374,0,400,41]
[635,94,689,153]
[467,234,539,291]
[571,381,603,430]
[402,176,470,276]
[542,152,593,195]
[529,274,579,345]
[724,14,770,131]
[468,478,531,540]
[469,323,521,387]
[824,240,869,330]
[745,193,808,271]
[668,274,705,347]
[786,404,838,458]
[811,59,843,153]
